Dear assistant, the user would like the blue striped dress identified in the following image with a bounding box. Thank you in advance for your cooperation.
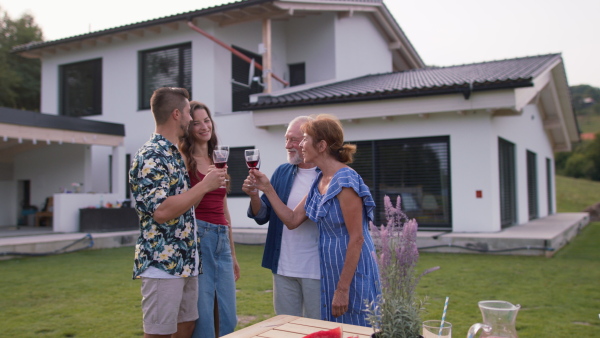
[305,167,381,326]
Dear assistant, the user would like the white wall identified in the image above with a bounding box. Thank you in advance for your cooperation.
[493,104,555,223]
[54,193,122,232]
[0,181,17,225]
[14,144,88,209]
[285,13,337,84]
[335,12,393,79]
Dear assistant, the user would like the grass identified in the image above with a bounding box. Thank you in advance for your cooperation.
[1,175,599,337]
[555,174,600,212]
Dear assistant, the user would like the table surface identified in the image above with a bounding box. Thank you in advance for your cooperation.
[222,315,374,338]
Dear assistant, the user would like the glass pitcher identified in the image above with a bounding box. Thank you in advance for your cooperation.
[467,300,520,338]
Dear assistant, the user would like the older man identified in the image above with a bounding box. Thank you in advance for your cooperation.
[242,116,320,319]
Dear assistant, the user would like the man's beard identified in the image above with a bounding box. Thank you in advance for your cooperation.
[287,150,303,165]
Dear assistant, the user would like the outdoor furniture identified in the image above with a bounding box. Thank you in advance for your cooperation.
[221,315,373,338]
[34,197,53,227]
[79,207,139,232]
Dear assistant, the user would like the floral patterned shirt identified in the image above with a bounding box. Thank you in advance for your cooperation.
[129,133,200,279]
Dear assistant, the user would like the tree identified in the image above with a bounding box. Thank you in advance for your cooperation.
[0,7,43,111]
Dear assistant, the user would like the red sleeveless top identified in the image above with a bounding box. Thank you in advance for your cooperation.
[189,171,228,226]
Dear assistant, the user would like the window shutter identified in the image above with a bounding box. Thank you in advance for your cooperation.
[498,138,516,227]
[60,58,102,117]
[231,46,262,111]
[527,150,538,220]
[349,136,451,230]
[140,43,191,109]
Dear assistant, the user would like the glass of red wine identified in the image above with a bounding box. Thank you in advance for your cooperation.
[213,145,229,188]
[245,149,260,191]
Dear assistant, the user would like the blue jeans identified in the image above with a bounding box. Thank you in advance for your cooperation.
[192,220,237,338]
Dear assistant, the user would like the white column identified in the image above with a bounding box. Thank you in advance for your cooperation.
[111,145,127,201]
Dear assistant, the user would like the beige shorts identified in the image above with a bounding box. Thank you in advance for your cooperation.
[141,276,199,335]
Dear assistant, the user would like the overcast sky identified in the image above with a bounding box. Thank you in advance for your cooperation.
[3,0,599,87]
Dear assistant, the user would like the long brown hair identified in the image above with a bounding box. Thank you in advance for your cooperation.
[179,101,218,180]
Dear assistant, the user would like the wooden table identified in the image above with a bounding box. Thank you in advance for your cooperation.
[222,315,374,338]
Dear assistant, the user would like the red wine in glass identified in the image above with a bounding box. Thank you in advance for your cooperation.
[246,160,259,170]
[215,162,227,169]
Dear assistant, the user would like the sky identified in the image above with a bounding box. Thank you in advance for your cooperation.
[2,0,599,87]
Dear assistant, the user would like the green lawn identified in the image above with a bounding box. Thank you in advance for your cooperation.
[0,175,599,337]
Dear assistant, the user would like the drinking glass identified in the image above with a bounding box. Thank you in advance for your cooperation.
[213,145,229,188]
[245,149,260,191]
[244,149,260,170]
[423,320,452,338]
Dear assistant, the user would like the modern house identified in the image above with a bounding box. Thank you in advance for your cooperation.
[7,0,579,234]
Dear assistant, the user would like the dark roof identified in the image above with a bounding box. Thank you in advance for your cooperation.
[249,54,562,110]
[11,0,271,53]
[0,107,125,136]
[12,0,384,54]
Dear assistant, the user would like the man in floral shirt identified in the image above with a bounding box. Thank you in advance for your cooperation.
[129,87,226,337]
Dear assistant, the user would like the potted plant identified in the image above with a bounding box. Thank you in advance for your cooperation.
[366,195,439,338]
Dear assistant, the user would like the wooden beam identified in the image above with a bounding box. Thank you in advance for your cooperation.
[262,18,272,93]
[147,26,161,34]
[131,29,144,37]
[165,22,179,31]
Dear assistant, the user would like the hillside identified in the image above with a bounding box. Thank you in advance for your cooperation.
[571,85,600,134]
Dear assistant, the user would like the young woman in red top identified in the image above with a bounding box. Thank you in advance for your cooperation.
[180,101,240,338]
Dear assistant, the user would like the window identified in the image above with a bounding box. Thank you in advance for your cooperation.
[348,136,451,230]
[498,138,516,228]
[139,43,192,110]
[288,63,306,86]
[231,45,262,111]
[527,150,538,220]
[546,158,553,214]
[227,146,252,197]
[59,58,102,117]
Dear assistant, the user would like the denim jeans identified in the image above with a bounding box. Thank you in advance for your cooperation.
[191,220,237,338]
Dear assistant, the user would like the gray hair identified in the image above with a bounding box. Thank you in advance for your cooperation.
[287,115,312,129]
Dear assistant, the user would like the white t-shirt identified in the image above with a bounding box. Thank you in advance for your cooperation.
[277,167,320,279]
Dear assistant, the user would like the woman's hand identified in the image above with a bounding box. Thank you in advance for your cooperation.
[233,258,240,282]
[331,288,350,317]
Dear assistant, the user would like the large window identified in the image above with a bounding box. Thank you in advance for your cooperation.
[231,46,262,111]
[546,158,553,214]
[288,62,306,86]
[139,43,192,110]
[498,138,516,228]
[59,58,102,117]
[227,146,252,197]
[348,136,451,230]
[527,150,538,220]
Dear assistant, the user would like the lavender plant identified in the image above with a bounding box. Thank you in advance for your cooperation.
[367,195,439,338]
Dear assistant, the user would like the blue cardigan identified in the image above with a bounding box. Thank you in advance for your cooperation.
[247,163,297,274]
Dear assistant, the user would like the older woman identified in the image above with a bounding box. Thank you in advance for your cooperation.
[180,101,239,337]
[250,114,380,326]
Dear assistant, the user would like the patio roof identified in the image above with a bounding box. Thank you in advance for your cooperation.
[0,108,125,163]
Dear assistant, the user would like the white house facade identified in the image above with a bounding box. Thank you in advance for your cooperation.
[8,0,577,233]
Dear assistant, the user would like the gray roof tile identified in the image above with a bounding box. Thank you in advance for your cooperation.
[250,54,562,109]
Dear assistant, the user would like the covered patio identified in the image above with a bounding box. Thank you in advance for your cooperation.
[0,107,127,232]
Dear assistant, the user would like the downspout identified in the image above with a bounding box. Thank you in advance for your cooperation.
[186,20,289,87]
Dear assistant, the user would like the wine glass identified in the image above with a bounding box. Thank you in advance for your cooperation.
[244,149,260,170]
[213,145,229,188]
[245,149,260,191]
